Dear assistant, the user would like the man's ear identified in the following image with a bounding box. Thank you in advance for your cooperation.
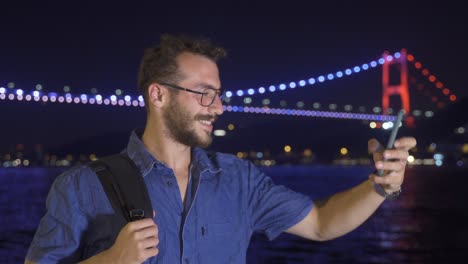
[147,83,166,108]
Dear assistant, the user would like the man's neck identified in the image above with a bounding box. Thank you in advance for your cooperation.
[141,127,191,172]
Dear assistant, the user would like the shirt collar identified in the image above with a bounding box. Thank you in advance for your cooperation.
[124,128,158,177]
[191,147,222,175]
[125,129,221,177]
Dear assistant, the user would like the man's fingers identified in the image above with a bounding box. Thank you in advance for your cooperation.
[141,235,159,249]
[127,218,157,232]
[375,160,406,173]
[144,247,159,258]
[394,137,417,150]
[383,149,409,161]
[134,224,158,240]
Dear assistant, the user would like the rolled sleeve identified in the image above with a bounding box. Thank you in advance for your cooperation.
[247,161,314,240]
[26,167,89,263]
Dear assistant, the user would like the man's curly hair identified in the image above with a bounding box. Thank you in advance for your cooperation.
[137,34,227,110]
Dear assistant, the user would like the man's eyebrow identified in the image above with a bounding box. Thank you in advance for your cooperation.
[196,83,222,91]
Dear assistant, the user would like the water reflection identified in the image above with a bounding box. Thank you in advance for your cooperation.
[1,166,467,263]
[247,166,468,263]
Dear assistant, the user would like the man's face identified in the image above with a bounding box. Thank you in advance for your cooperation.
[161,52,223,148]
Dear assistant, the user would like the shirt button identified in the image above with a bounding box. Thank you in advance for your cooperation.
[184,258,189,264]
[167,180,173,187]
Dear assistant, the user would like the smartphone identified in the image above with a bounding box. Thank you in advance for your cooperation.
[376,109,405,176]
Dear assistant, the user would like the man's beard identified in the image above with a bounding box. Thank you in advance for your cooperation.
[162,95,215,148]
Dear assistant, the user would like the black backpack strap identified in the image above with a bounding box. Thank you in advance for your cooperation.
[88,153,153,222]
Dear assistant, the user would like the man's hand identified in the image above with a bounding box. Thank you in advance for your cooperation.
[368,137,417,194]
[107,217,159,264]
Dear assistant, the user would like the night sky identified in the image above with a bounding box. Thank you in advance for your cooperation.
[1,1,467,153]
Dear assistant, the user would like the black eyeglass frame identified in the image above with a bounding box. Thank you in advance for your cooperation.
[159,82,223,107]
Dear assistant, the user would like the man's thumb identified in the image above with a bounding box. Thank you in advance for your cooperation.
[368,138,383,154]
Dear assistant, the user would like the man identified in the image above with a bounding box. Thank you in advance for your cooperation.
[25,34,417,264]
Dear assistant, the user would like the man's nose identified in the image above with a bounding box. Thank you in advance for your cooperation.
[208,94,224,116]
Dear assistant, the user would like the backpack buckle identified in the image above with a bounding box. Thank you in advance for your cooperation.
[129,209,145,221]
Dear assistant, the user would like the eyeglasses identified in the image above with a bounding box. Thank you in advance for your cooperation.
[159,82,223,107]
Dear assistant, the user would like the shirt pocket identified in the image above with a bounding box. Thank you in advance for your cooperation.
[198,221,234,245]
[197,221,239,263]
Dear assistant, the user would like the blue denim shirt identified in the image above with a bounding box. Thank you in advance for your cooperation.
[26,130,313,263]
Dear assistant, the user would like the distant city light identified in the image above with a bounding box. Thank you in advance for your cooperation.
[214,130,226,136]
[463,144,468,154]
[340,147,348,155]
[425,111,434,117]
[89,154,97,161]
[382,122,393,130]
